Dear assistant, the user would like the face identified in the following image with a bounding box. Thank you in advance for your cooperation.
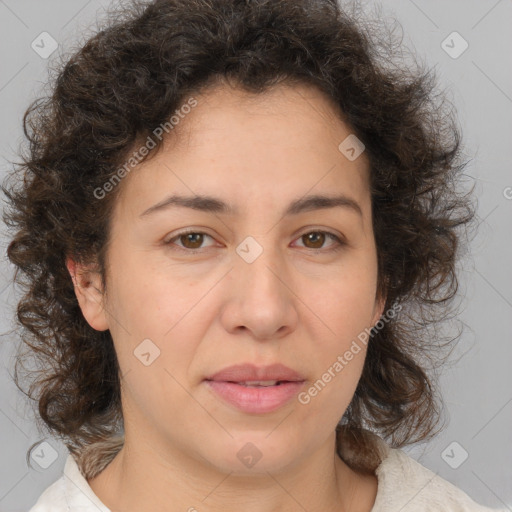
[70,82,385,474]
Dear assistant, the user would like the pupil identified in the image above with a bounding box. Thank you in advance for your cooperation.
[179,232,326,250]
[305,232,324,248]
[183,233,203,248]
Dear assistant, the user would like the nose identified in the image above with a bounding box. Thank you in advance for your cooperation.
[219,242,299,341]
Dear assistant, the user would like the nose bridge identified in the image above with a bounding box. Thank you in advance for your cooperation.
[224,234,298,338]
[236,234,286,300]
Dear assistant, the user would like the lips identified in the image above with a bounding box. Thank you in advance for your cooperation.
[206,363,304,382]
[204,363,305,414]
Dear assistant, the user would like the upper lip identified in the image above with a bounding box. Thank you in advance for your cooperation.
[205,363,304,382]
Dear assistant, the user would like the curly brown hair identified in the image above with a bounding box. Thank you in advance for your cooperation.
[2,0,475,473]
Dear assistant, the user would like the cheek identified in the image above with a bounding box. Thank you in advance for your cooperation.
[300,264,378,344]
[295,258,376,407]
[118,356,202,443]
[295,343,368,443]
[103,268,205,389]
[105,254,201,338]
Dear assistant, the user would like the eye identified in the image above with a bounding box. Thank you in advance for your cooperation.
[164,230,217,251]
[163,229,345,253]
[293,230,345,252]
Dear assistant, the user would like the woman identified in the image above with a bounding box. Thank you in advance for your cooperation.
[2,0,503,510]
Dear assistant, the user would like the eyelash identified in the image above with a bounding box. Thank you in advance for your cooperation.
[163,229,346,254]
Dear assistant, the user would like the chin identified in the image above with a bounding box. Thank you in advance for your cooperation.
[199,430,306,475]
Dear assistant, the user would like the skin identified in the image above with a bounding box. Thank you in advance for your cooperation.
[67,81,386,512]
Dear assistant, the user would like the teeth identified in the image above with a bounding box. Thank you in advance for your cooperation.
[239,380,279,387]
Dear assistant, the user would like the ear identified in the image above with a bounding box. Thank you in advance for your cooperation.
[66,256,109,331]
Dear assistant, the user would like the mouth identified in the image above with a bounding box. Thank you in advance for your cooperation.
[204,364,306,414]
[231,380,291,387]
[204,380,305,414]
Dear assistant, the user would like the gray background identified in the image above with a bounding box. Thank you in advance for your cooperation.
[0,0,511,510]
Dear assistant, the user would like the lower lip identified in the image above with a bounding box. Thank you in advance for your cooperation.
[205,380,305,414]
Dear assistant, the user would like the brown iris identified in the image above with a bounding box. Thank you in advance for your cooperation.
[179,233,205,249]
[177,231,328,250]
[302,232,326,249]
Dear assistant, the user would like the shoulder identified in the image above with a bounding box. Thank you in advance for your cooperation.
[372,440,504,512]
[28,474,68,511]
[29,453,111,512]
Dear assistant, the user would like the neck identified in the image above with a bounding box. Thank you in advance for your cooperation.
[87,430,377,512]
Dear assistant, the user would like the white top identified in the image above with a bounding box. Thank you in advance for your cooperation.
[29,439,504,511]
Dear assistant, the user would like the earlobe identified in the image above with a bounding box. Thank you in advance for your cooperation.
[66,256,109,331]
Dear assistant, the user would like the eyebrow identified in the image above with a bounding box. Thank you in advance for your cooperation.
[139,193,363,218]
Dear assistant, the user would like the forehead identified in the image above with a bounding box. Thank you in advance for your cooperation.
[116,81,370,215]
[174,81,360,156]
